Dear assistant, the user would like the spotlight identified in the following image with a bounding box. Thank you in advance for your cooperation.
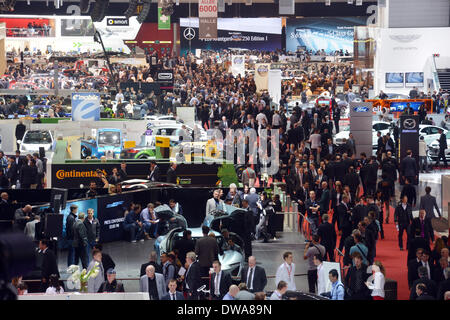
[124,0,138,18]
[91,0,109,22]
[137,0,151,24]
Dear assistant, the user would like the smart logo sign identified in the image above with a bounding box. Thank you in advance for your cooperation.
[71,92,101,121]
[107,18,129,26]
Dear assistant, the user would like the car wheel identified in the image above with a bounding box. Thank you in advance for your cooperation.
[81,145,91,159]
[137,154,150,159]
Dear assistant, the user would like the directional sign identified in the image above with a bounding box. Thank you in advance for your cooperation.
[198,0,217,39]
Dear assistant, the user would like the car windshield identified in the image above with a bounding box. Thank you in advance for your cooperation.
[23,131,51,144]
[98,131,121,146]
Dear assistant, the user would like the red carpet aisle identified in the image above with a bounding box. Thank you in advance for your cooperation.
[373,206,409,300]
[331,205,410,300]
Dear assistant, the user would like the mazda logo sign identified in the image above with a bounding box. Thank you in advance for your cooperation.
[403,118,416,130]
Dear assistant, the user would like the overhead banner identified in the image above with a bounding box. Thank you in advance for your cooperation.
[268,69,282,106]
[255,63,270,92]
[285,17,366,53]
[198,0,218,39]
[180,18,282,54]
[71,92,100,121]
[158,0,171,30]
[231,55,245,77]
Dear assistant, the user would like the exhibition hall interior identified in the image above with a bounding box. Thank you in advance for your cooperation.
[0,0,450,305]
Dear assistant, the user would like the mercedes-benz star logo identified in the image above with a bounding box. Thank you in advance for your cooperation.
[183,28,195,40]
[403,118,416,130]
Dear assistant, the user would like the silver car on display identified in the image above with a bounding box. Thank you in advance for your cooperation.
[155,204,245,277]
[428,130,450,161]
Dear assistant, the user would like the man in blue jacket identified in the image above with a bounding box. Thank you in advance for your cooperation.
[123,204,145,242]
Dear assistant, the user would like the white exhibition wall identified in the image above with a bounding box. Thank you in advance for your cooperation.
[374,27,450,95]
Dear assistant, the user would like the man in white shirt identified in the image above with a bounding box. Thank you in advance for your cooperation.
[314,254,327,295]
[270,280,288,300]
[275,251,296,291]
[24,215,40,239]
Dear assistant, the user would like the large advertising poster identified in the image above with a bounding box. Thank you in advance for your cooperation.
[198,0,218,39]
[97,193,133,243]
[71,92,101,121]
[180,18,282,54]
[285,17,366,54]
[231,55,245,77]
[255,63,270,92]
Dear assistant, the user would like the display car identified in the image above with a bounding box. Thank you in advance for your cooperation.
[334,121,392,149]
[428,130,450,161]
[155,204,245,277]
[18,130,54,153]
[120,180,181,190]
[81,128,123,159]
[419,125,448,146]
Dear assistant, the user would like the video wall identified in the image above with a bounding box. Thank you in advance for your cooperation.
[180,18,282,54]
[285,17,366,54]
[385,72,424,88]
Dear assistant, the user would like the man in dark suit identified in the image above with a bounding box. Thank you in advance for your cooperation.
[435,128,448,168]
[39,239,59,291]
[419,186,442,220]
[15,120,26,150]
[410,266,437,300]
[140,251,163,276]
[166,163,177,184]
[184,251,201,300]
[194,225,219,278]
[410,209,434,245]
[366,156,379,196]
[318,181,330,216]
[173,230,195,266]
[337,195,352,250]
[433,257,448,283]
[161,279,184,300]
[240,256,267,293]
[400,150,418,185]
[72,212,89,269]
[210,260,233,300]
[6,157,18,188]
[394,195,413,250]
[317,214,336,261]
[147,161,161,182]
[400,178,416,207]
[408,248,424,289]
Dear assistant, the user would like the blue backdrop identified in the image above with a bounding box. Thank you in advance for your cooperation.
[286,17,366,54]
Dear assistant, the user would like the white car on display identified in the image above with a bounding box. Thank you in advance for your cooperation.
[144,114,182,122]
[18,130,54,153]
[418,125,448,146]
[334,121,392,149]
[144,122,208,145]
[428,130,450,161]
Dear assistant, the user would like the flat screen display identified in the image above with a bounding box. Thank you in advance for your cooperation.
[405,72,424,87]
[385,72,404,87]
[390,101,424,112]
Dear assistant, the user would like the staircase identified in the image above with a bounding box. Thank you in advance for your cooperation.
[437,69,450,90]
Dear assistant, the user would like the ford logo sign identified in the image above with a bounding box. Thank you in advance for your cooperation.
[353,106,369,113]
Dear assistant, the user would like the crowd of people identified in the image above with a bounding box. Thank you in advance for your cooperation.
[1,49,449,301]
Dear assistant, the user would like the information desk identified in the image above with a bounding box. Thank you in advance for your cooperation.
[18,292,149,300]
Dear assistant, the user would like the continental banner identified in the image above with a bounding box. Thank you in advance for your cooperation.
[198,0,217,39]
[254,63,270,92]
[51,162,221,188]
